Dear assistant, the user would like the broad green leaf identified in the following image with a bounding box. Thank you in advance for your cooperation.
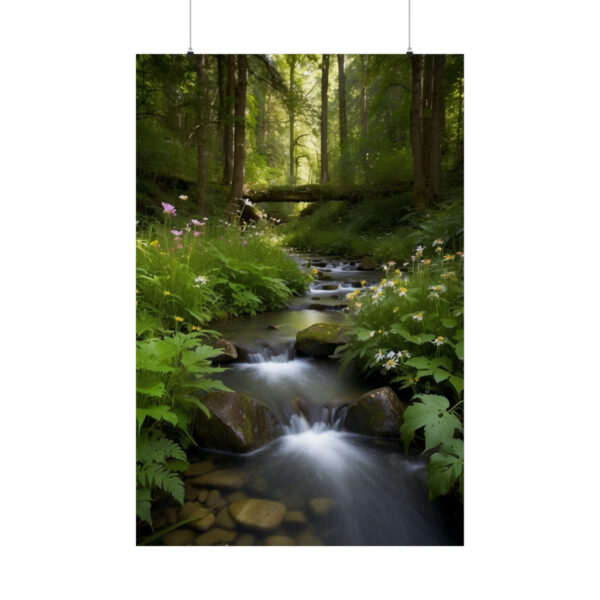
[441,318,457,328]
[405,356,430,370]
[136,381,165,398]
[433,368,451,383]
[136,405,177,434]
[430,356,453,371]
[427,447,463,501]
[450,375,464,396]
[455,341,464,360]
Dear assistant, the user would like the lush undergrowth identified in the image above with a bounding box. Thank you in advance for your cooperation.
[136,200,312,528]
[337,238,464,501]
[282,189,463,262]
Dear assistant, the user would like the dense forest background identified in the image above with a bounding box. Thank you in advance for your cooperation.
[137,54,463,217]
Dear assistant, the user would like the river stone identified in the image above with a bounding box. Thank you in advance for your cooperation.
[235,533,256,546]
[297,532,325,546]
[212,338,238,363]
[197,489,209,502]
[308,497,337,517]
[229,498,287,531]
[188,508,215,531]
[344,386,408,437]
[283,511,308,530]
[193,528,236,546]
[264,535,296,546]
[205,489,222,508]
[165,507,178,525]
[183,459,215,479]
[184,481,198,501]
[189,468,247,489]
[296,323,351,359]
[358,256,378,270]
[163,529,196,546]
[215,506,237,530]
[179,501,203,520]
[227,491,248,503]
[193,392,280,453]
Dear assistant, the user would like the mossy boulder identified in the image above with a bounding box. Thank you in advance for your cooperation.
[358,256,378,270]
[296,323,350,359]
[194,391,280,453]
[344,387,408,437]
[211,338,238,363]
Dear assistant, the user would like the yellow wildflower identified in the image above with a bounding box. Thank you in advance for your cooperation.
[395,269,401,275]
[135,289,139,294]
[192,325,202,331]
[443,254,455,261]
[163,290,171,296]
[360,280,366,286]
[174,316,184,322]
[149,240,159,247]
[424,259,432,265]
[393,307,399,313]
[312,268,318,275]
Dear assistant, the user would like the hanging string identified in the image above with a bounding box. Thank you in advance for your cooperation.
[187,0,194,55]
[407,0,413,55]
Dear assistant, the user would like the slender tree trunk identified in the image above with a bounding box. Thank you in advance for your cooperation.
[320,54,330,184]
[216,55,226,168]
[429,55,446,204]
[255,78,267,154]
[410,54,427,211]
[229,54,248,213]
[222,55,235,186]
[338,54,349,184]
[457,73,463,168]
[422,55,434,185]
[195,54,208,216]
[360,55,369,177]
[288,56,296,182]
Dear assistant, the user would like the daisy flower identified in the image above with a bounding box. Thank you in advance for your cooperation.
[412,312,423,321]
[431,336,445,347]
[161,202,177,216]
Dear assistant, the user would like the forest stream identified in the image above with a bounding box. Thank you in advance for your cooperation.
[170,254,463,546]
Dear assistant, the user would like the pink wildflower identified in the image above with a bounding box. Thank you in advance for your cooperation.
[171,230,183,236]
[191,219,201,226]
[161,202,177,216]
[193,230,200,237]
[177,243,183,250]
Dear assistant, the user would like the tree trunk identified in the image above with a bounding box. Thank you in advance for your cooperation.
[195,54,208,216]
[320,54,330,184]
[429,55,446,204]
[338,54,350,184]
[288,56,296,182]
[222,55,235,186]
[410,54,427,211]
[229,55,248,213]
[360,55,369,177]
[422,55,434,185]
[216,55,226,167]
[255,77,267,154]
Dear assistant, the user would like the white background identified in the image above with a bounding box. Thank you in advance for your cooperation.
[1,0,599,598]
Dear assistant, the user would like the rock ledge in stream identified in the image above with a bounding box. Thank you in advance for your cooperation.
[296,323,350,359]
[211,338,238,363]
[194,392,280,453]
[344,387,408,437]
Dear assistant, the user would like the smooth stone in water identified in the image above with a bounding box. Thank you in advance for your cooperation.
[344,386,408,437]
[215,507,237,530]
[189,468,246,489]
[184,482,198,501]
[235,533,256,546]
[296,323,350,359]
[205,489,222,508]
[226,491,248,503]
[358,256,377,270]
[264,535,296,546]
[187,508,215,531]
[308,497,337,517]
[179,501,203,521]
[212,338,238,363]
[165,507,178,525]
[163,529,196,546]
[229,498,287,531]
[297,532,325,546]
[184,459,215,479]
[193,528,236,546]
[197,489,209,502]
[283,510,308,530]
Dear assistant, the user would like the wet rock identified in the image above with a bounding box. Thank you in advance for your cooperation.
[267,325,279,330]
[187,508,215,531]
[264,535,296,546]
[321,284,339,291]
[163,529,196,546]
[226,491,248,503]
[229,498,287,531]
[215,506,237,530]
[165,507,178,525]
[283,511,308,530]
[179,501,203,520]
[358,256,377,270]
[317,272,333,281]
[296,323,351,359]
[193,528,236,546]
[184,482,198,501]
[193,392,280,453]
[235,533,256,546]
[212,338,238,363]
[290,396,311,419]
[308,497,337,517]
[189,468,247,489]
[344,386,408,437]
[183,459,215,479]
[205,489,222,508]
[197,489,209,503]
[297,532,325,546]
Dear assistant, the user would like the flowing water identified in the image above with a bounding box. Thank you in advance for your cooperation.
[187,254,463,546]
